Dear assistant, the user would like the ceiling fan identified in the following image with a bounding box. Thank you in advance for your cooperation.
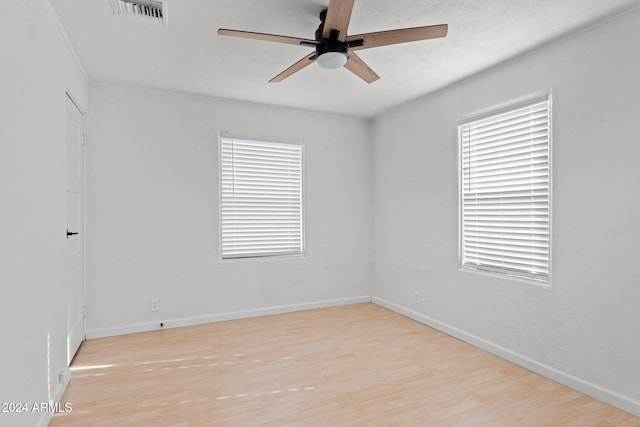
[217,0,448,83]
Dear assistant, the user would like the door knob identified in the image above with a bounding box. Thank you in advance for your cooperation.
[66,229,79,238]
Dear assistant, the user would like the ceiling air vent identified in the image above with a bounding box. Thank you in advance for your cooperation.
[111,0,166,24]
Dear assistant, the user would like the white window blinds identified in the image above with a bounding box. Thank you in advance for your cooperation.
[460,97,550,282]
[220,135,303,259]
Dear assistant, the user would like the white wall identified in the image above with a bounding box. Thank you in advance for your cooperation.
[0,1,88,426]
[373,9,640,406]
[86,84,372,333]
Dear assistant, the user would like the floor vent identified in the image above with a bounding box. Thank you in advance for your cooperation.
[111,0,166,24]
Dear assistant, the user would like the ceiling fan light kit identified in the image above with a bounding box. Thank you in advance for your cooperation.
[218,0,447,83]
[317,51,348,69]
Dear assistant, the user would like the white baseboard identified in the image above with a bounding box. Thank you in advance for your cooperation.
[36,367,71,427]
[371,296,640,417]
[86,296,371,339]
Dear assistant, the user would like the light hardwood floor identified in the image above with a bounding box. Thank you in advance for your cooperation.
[51,303,639,426]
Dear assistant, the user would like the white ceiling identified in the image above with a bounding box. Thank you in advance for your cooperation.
[50,0,639,118]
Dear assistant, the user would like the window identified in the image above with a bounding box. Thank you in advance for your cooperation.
[459,95,550,282]
[220,133,303,259]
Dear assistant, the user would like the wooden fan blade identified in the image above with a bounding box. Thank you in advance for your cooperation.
[347,24,448,51]
[218,29,317,47]
[322,0,355,41]
[269,53,316,83]
[344,52,380,83]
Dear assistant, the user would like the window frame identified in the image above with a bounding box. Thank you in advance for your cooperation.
[458,94,552,285]
[219,131,305,261]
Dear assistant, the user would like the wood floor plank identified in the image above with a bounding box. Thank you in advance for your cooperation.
[51,303,639,426]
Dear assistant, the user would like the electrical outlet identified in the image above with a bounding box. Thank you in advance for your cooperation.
[151,299,160,312]
[414,291,420,304]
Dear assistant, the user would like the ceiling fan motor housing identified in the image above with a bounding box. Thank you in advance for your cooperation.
[315,10,349,69]
[315,38,350,68]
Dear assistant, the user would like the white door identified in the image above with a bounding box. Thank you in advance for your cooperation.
[65,95,85,364]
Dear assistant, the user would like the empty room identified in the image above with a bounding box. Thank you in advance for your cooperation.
[2,0,640,425]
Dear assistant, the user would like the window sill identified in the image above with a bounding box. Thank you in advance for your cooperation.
[220,253,307,264]
[458,267,551,289]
